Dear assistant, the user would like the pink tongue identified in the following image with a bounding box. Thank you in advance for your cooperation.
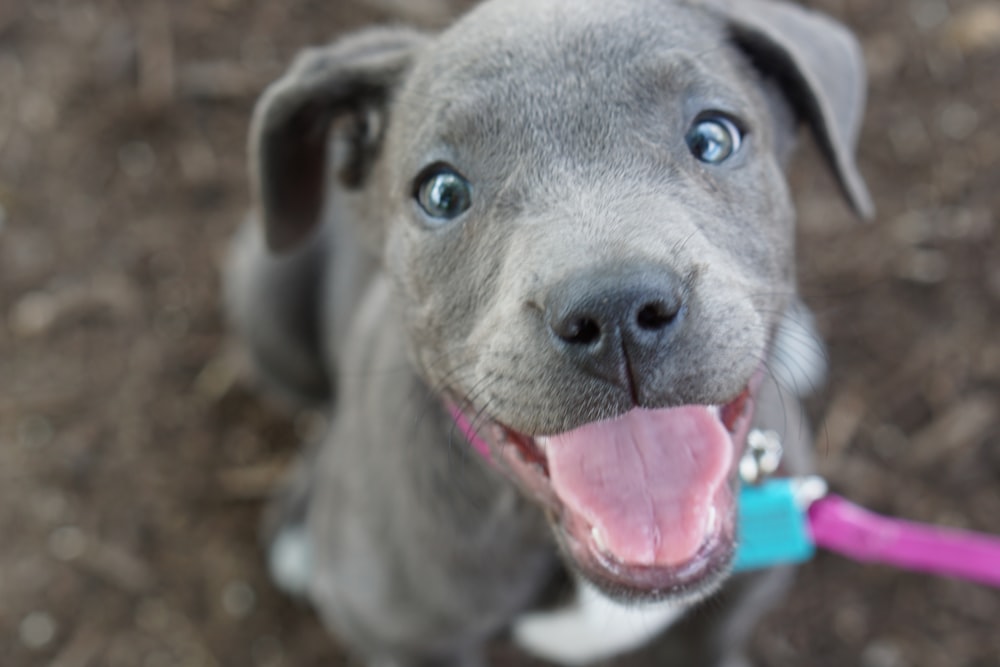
[547,407,733,567]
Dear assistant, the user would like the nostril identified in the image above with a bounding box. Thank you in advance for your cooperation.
[636,300,680,331]
[557,316,602,346]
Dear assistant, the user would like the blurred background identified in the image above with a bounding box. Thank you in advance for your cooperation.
[1,0,998,665]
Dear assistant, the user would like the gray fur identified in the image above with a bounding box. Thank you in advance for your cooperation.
[225,0,870,664]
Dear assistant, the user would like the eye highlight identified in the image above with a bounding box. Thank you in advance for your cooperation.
[686,114,744,165]
[414,165,472,223]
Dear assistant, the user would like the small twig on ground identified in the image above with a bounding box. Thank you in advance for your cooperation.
[909,394,997,468]
[79,541,157,595]
[217,460,288,501]
[49,623,105,667]
[137,0,175,109]
[178,62,265,101]
[815,389,867,464]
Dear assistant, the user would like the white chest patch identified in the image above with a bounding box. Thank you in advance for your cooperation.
[512,576,687,665]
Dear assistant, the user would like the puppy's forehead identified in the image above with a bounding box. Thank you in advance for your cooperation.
[398,0,755,156]
[418,0,735,84]
[436,0,718,54]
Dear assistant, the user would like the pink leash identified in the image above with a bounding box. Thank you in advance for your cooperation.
[808,495,1000,588]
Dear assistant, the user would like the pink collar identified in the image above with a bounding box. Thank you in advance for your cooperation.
[448,404,492,461]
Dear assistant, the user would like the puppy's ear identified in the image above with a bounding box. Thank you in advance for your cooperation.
[251,28,426,252]
[704,0,874,219]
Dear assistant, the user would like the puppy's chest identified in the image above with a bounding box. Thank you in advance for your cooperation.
[512,576,686,665]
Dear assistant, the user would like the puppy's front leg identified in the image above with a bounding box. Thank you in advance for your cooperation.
[296,277,556,667]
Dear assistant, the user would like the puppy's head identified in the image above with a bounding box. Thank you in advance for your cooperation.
[252,0,871,602]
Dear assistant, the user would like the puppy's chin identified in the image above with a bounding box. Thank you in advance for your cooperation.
[449,371,760,603]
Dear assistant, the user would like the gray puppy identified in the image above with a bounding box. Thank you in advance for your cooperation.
[225,0,872,664]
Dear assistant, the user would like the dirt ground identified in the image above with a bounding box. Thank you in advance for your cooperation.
[1,0,998,665]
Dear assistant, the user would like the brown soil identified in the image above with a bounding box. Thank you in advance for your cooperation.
[1,1,998,666]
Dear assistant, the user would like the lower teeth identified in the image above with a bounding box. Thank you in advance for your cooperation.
[591,526,611,554]
[705,506,718,534]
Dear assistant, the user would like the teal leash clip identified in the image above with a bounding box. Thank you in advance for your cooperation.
[734,476,826,572]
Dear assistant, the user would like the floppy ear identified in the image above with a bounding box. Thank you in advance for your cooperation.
[250,28,426,252]
[703,0,875,219]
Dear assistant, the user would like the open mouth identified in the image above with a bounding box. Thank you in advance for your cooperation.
[449,374,760,601]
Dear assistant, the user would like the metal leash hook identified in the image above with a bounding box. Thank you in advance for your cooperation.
[738,429,784,485]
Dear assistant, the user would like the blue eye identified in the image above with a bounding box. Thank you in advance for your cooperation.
[415,166,472,222]
[686,115,743,164]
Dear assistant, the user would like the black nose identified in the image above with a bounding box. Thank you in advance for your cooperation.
[544,266,685,394]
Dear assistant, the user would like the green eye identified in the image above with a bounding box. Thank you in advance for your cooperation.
[415,166,472,223]
[686,115,743,164]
